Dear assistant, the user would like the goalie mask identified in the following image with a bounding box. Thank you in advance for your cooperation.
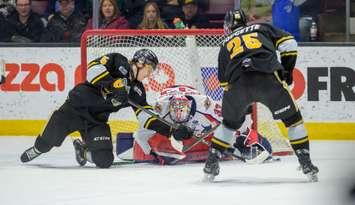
[224,9,247,34]
[169,95,192,123]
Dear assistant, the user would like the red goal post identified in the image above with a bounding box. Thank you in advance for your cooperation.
[80,29,292,156]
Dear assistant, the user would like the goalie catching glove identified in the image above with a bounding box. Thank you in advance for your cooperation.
[110,79,128,107]
[172,125,193,141]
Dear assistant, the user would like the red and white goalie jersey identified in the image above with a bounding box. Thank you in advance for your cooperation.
[132,85,222,163]
[128,85,272,164]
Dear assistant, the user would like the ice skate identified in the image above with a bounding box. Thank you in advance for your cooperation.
[203,148,221,182]
[73,139,87,166]
[20,146,42,163]
[295,149,319,182]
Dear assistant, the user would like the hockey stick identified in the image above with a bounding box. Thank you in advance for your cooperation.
[128,99,179,129]
[182,123,220,152]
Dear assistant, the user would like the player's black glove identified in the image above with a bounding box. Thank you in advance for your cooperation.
[173,125,193,141]
[110,79,128,107]
[278,70,293,86]
[284,70,293,85]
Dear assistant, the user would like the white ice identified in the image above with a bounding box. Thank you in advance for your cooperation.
[1,137,355,205]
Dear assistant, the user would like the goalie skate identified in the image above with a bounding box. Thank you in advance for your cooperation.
[73,139,87,166]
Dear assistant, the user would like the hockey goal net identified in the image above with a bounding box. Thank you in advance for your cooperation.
[81,29,292,156]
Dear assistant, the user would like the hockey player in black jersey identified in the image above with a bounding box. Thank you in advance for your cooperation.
[20,49,191,168]
[203,9,319,182]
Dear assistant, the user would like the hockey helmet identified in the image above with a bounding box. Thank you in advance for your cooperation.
[169,94,192,123]
[224,9,247,34]
[132,49,159,71]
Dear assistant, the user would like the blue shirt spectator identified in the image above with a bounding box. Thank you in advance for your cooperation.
[271,0,305,41]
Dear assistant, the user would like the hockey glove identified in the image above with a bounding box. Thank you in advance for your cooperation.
[173,125,193,141]
[284,70,293,85]
[111,79,128,107]
[278,70,293,86]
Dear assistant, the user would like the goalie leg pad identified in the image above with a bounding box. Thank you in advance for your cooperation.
[148,134,185,160]
[116,133,134,159]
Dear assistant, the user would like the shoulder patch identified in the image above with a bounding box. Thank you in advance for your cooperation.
[203,97,211,110]
[119,66,128,75]
[113,79,125,88]
[100,55,109,65]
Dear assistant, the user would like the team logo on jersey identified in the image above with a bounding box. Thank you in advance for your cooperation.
[113,79,125,88]
[154,103,162,114]
[100,55,109,65]
[118,66,128,75]
[203,97,211,110]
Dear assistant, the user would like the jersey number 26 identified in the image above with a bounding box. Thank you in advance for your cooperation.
[226,32,262,59]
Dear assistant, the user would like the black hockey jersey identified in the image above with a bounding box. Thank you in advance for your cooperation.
[71,53,171,135]
[218,23,297,87]
[65,53,149,124]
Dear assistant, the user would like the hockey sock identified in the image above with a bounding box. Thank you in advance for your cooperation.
[290,136,309,151]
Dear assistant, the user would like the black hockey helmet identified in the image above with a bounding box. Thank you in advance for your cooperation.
[224,9,247,34]
[132,49,159,70]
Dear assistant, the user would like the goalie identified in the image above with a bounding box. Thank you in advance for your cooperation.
[118,85,273,165]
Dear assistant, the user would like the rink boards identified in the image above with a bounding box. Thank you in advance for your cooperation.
[0,46,354,139]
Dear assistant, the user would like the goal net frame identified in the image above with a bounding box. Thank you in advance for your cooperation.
[81,29,293,156]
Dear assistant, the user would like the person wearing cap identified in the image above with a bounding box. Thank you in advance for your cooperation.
[173,0,210,29]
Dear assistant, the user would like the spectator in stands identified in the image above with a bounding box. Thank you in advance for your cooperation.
[137,1,167,29]
[241,0,272,24]
[0,0,16,17]
[123,0,149,28]
[174,0,210,29]
[0,12,12,41]
[7,0,45,43]
[270,0,305,41]
[160,0,183,28]
[41,0,87,42]
[85,0,129,29]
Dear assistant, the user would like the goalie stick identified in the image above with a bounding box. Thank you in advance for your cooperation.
[182,123,220,152]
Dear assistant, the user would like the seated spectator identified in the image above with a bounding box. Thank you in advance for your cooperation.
[123,0,147,28]
[0,0,16,17]
[137,1,167,29]
[7,0,45,43]
[0,11,12,41]
[160,0,183,28]
[86,0,129,29]
[41,0,87,42]
[174,0,210,29]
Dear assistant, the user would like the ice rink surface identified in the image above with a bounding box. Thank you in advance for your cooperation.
[1,137,355,205]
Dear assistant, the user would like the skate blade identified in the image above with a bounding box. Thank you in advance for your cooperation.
[306,172,318,182]
[202,173,215,183]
